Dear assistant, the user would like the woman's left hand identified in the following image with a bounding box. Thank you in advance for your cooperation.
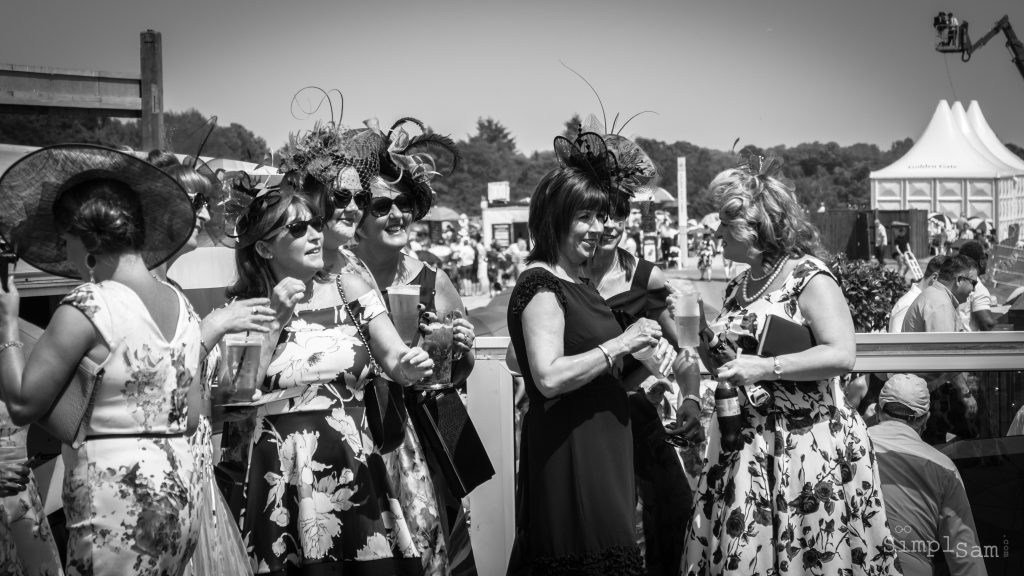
[715,354,775,387]
[452,314,476,355]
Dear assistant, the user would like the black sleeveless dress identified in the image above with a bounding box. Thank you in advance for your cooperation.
[506,267,643,575]
[604,254,690,576]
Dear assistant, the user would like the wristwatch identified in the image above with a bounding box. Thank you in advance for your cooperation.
[771,356,783,380]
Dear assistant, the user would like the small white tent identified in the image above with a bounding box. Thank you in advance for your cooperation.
[870,100,1024,240]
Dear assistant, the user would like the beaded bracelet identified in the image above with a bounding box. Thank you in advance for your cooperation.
[199,338,212,357]
[0,341,24,354]
[680,394,702,407]
[596,344,614,371]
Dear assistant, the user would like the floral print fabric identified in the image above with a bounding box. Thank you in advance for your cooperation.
[239,282,426,574]
[0,406,63,576]
[60,281,203,576]
[682,256,902,575]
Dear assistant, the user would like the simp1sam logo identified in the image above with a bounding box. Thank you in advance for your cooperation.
[891,524,1008,559]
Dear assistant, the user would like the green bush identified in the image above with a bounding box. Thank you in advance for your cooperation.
[826,254,909,332]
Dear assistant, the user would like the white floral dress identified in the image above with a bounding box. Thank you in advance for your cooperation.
[682,256,902,575]
[238,280,422,574]
[60,281,203,576]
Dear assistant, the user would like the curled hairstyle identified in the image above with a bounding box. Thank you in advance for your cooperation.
[527,167,608,265]
[227,191,319,300]
[146,149,180,170]
[711,168,822,264]
[164,164,215,200]
[53,178,146,256]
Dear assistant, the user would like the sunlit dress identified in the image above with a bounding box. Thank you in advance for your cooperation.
[682,256,902,576]
[60,281,203,576]
[239,279,423,575]
[0,403,63,576]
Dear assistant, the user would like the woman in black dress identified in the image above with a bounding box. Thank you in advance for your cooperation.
[506,132,662,575]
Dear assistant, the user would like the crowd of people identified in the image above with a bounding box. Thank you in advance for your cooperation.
[0,109,1001,576]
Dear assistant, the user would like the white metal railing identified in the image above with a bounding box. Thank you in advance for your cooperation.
[462,331,1024,574]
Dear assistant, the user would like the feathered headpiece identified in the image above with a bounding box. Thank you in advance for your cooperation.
[219,170,284,248]
[364,116,462,221]
[559,63,659,205]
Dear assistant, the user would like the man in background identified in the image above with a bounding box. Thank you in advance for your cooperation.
[954,241,997,331]
[875,219,888,265]
[901,255,978,334]
[889,256,945,333]
[869,374,987,576]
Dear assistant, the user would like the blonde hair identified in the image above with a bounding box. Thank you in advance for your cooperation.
[711,167,822,263]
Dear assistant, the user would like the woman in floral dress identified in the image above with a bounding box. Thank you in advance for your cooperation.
[681,156,901,575]
[0,145,203,576]
[349,118,478,576]
[226,187,434,574]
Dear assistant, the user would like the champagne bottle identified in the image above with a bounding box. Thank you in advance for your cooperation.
[715,381,744,451]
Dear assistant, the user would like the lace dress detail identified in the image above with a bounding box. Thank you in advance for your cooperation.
[506,267,643,575]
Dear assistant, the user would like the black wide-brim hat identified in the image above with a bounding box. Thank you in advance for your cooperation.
[0,144,196,279]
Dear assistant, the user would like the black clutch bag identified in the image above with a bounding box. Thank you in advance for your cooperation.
[407,387,495,498]
[337,276,408,454]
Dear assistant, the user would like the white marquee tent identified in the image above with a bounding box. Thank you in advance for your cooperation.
[870,100,1024,240]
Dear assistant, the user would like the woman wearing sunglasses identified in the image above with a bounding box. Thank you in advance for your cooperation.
[349,120,480,575]
[227,185,435,574]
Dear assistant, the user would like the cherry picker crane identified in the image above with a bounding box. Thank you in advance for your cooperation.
[934,13,1024,82]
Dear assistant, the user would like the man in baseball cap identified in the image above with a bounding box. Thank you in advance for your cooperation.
[868,374,987,576]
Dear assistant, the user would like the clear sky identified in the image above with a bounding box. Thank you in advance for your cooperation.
[2,0,1022,155]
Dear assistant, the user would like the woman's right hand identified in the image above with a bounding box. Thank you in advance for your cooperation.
[0,267,20,332]
[206,298,275,336]
[0,462,30,497]
[395,346,434,385]
[270,278,308,325]
[616,318,661,355]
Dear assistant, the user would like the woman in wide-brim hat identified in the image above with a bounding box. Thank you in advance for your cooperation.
[0,144,207,576]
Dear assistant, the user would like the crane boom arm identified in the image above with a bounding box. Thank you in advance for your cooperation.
[961,15,1024,81]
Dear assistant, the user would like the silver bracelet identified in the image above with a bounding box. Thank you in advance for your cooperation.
[680,394,701,407]
[596,344,614,371]
[0,341,23,354]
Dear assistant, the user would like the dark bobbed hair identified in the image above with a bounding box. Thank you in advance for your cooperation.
[526,167,609,265]
[711,168,823,264]
[281,169,334,221]
[146,149,181,170]
[937,254,979,282]
[164,164,215,199]
[53,178,146,256]
[227,192,319,300]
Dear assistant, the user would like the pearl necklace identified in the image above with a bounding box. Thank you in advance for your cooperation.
[741,257,788,303]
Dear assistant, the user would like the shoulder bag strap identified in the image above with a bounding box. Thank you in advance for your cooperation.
[335,275,384,378]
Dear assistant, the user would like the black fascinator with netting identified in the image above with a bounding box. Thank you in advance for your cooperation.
[372,116,462,221]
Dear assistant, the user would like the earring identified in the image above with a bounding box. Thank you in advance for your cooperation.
[86,253,96,283]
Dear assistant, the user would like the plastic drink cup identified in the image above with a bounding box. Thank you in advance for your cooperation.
[387,285,421,346]
[675,290,701,348]
[220,334,263,402]
[632,342,666,380]
[420,312,455,386]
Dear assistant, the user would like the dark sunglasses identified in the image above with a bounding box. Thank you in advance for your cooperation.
[329,189,370,213]
[266,216,325,239]
[958,276,979,289]
[191,192,209,213]
[368,194,415,218]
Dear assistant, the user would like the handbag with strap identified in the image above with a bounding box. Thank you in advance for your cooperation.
[37,356,105,449]
[336,275,408,454]
[399,267,495,498]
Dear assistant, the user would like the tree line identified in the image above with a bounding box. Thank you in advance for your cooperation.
[3,111,1022,220]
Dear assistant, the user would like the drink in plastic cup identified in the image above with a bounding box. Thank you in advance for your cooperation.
[219,334,262,402]
[387,285,421,346]
[675,290,701,348]
[632,341,666,379]
[421,312,455,386]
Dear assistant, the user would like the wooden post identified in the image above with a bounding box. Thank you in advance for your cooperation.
[676,157,688,269]
[140,30,164,151]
